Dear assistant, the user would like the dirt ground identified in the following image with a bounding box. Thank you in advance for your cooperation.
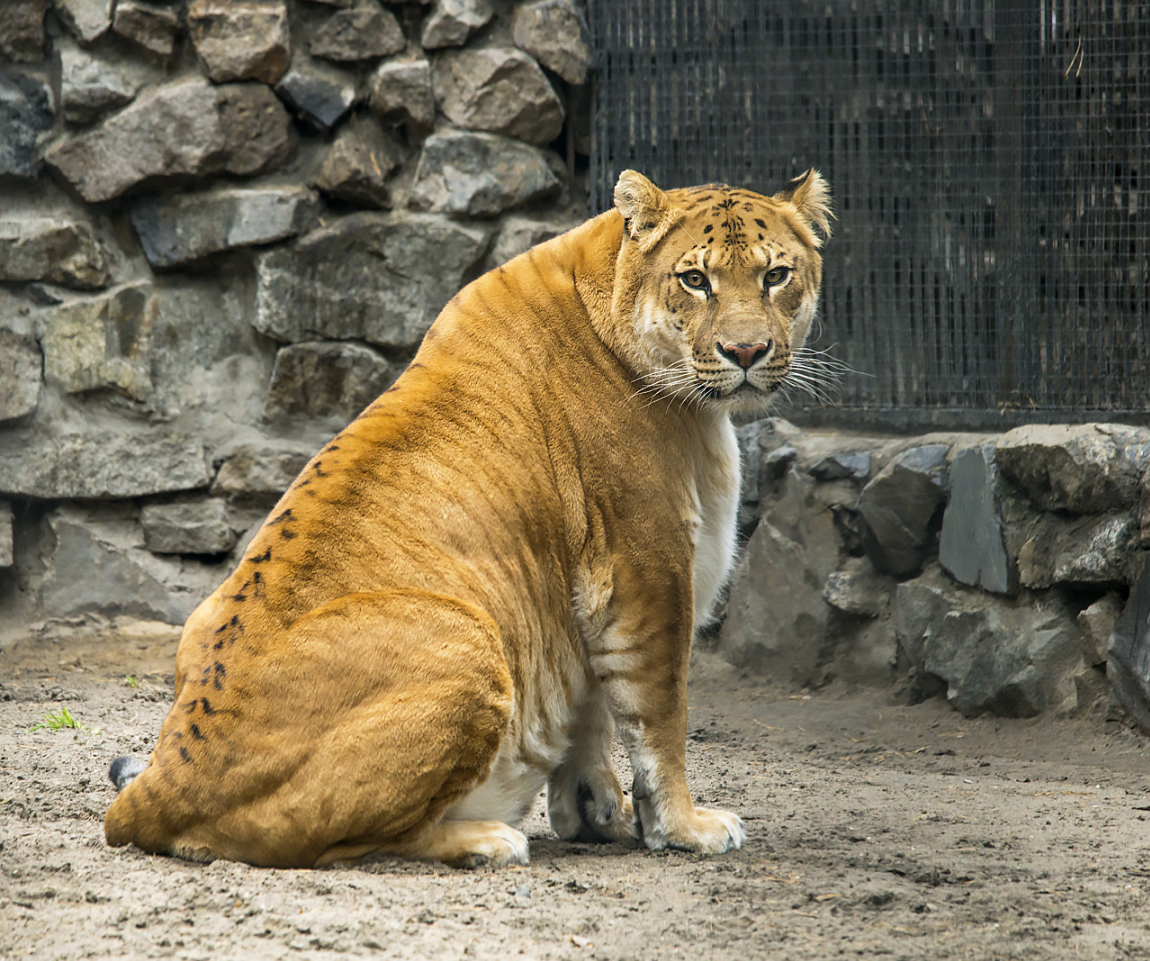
[3,620,1150,961]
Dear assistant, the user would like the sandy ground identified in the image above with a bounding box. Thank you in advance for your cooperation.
[3,622,1150,961]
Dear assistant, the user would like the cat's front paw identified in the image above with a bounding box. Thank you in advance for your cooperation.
[635,801,745,854]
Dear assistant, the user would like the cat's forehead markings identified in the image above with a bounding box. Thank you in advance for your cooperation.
[673,185,783,266]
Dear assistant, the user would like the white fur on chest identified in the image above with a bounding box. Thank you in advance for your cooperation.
[687,413,741,628]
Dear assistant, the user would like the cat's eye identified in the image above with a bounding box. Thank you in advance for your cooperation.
[680,270,710,292]
[764,266,791,287]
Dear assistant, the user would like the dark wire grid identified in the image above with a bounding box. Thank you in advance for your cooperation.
[588,0,1150,426]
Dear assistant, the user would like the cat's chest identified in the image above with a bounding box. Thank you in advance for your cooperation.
[686,415,741,626]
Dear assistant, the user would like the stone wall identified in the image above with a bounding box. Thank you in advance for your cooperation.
[721,420,1150,728]
[0,0,591,641]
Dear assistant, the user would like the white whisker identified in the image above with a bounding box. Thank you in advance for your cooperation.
[773,344,867,409]
[628,359,705,410]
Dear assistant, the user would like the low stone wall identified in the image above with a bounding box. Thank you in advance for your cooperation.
[0,0,591,640]
[720,420,1150,727]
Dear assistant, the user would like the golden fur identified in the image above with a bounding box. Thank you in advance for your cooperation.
[104,170,832,868]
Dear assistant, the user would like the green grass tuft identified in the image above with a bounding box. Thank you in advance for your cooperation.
[30,707,100,735]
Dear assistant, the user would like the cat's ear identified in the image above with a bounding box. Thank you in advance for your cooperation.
[775,169,834,246]
[614,170,676,252]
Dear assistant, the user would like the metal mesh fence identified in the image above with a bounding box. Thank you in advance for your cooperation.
[588,1,1150,427]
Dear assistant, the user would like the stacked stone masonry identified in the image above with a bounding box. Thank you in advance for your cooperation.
[721,420,1150,728]
[0,0,589,638]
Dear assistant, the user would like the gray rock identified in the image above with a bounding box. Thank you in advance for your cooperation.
[0,501,12,568]
[311,2,406,61]
[421,0,494,49]
[485,213,576,269]
[830,615,899,684]
[718,471,839,686]
[44,77,295,203]
[1078,592,1123,667]
[810,451,870,481]
[57,38,160,124]
[754,421,802,491]
[0,215,109,289]
[38,281,155,401]
[265,341,395,421]
[823,556,894,618]
[997,481,1044,579]
[1070,660,1111,717]
[938,444,1013,594]
[812,479,860,512]
[925,603,1084,718]
[145,271,279,432]
[39,505,219,624]
[1107,552,1150,732]
[0,330,41,423]
[55,0,113,44]
[187,0,291,84]
[142,499,237,555]
[214,84,298,177]
[995,423,1150,514]
[766,424,896,480]
[761,444,798,481]
[1016,512,1138,589]
[822,485,869,567]
[895,565,1087,717]
[720,521,830,686]
[275,61,358,131]
[410,130,560,217]
[131,185,321,268]
[858,444,949,577]
[511,0,593,85]
[254,211,489,348]
[890,443,950,483]
[1141,477,1150,548]
[432,47,564,146]
[892,565,956,673]
[748,420,799,486]
[211,440,315,497]
[313,113,406,209]
[111,1,181,58]
[368,57,435,133]
[0,432,210,498]
[0,1,47,63]
[0,73,54,179]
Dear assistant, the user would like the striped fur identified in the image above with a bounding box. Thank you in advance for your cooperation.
[104,170,831,868]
